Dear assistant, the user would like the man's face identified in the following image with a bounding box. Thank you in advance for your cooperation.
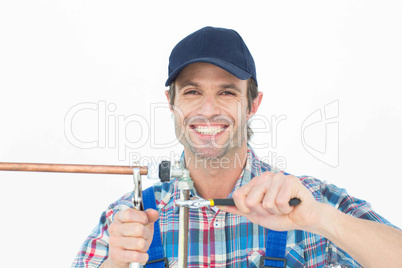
[167,62,257,160]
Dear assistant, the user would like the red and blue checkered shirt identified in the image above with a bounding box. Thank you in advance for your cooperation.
[72,146,398,267]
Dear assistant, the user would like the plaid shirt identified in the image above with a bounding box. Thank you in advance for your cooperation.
[72,146,397,267]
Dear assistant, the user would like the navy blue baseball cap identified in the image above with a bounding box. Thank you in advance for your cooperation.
[165,26,257,87]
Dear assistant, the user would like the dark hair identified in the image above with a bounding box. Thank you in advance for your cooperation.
[167,78,258,139]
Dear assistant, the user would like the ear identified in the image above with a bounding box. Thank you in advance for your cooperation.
[246,92,263,120]
[165,90,174,112]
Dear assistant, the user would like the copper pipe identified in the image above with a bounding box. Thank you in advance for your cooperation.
[0,162,148,175]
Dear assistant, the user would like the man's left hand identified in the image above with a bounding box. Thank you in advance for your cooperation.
[219,171,324,232]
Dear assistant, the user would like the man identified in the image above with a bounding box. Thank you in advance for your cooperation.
[72,27,402,268]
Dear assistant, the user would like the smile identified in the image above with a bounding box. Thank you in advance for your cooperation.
[191,125,228,136]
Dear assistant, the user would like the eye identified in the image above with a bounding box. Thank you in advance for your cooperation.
[184,90,200,95]
[221,91,236,96]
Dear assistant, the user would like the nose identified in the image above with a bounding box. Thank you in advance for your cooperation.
[196,94,221,117]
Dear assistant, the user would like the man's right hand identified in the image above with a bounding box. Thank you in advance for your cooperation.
[100,208,159,268]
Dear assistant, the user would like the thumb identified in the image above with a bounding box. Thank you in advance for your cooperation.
[217,205,247,218]
[145,209,159,228]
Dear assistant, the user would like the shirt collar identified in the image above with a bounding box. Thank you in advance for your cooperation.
[177,144,265,199]
[166,145,269,213]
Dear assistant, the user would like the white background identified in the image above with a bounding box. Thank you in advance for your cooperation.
[0,1,401,267]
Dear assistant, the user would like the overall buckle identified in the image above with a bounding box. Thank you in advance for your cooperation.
[260,256,287,268]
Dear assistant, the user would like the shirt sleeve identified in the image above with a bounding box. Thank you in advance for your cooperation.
[320,181,397,227]
[316,179,399,266]
[71,192,134,268]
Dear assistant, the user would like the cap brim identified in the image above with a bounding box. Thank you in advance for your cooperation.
[165,57,252,87]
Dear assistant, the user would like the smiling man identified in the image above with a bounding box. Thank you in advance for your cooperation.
[72,27,402,268]
[170,62,252,160]
[166,61,262,199]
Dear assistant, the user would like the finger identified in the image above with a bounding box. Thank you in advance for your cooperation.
[244,180,268,210]
[242,172,280,215]
[261,173,286,215]
[217,205,260,223]
[108,250,149,267]
[115,209,149,224]
[232,189,251,214]
[112,236,149,252]
[144,209,159,227]
[120,250,149,265]
[216,205,243,216]
[232,175,267,214]
[117,222,153,239]
[245,192,271,216]
[245,171,282,215]
[276,175,300,214]
[218,205,277,229]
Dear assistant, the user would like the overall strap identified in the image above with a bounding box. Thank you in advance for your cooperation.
[260,230,288,268]
[259,171,292,267]
[142,187,168,268]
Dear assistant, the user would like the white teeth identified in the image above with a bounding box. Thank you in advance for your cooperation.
[194,126,225,135]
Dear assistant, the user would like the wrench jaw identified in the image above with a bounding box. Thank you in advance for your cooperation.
[175,199,210,209]
[130,168,143,268]
[132,167,144,211]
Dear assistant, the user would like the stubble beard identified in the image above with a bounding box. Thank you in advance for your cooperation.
[174,114,248,161]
